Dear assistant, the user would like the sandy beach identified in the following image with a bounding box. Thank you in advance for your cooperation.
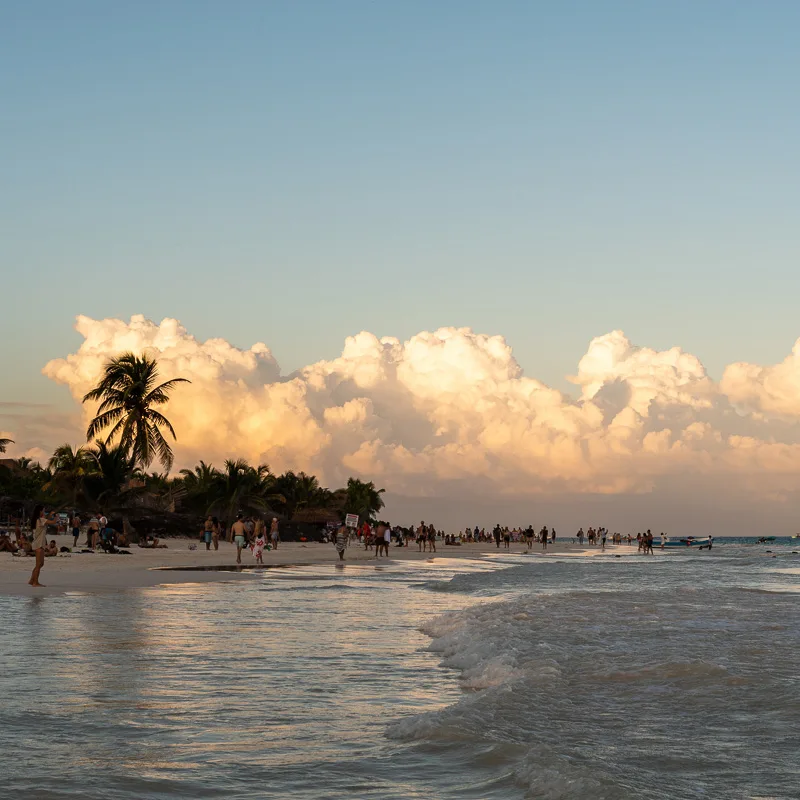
[0,535,611,596]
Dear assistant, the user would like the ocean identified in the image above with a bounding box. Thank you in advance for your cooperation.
[1,538,798,799]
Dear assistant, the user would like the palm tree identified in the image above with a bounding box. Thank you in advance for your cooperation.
[0,437,13,454]
[138,471,187,512]
[85,439,137,505]
[274,471,325,519]
[339,477,385,524]
[46,444,98,505]
[83,353,190,471]
[179,460,220,514]
[208,459,284,521]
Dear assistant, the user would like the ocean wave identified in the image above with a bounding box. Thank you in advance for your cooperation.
[600,661,729,683]
[514,755,631,800]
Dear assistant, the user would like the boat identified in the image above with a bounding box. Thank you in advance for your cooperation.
[660,536,712,548]
[756,537,776,544]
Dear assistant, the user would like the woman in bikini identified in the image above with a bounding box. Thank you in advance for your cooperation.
[29,506,53,587]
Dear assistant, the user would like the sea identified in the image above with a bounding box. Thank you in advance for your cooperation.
[1,537,798,799]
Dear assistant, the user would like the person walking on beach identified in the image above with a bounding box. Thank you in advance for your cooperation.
[28,506,51,587]
[231,514,247,564]
[384,522,393,555]
[417,522,427,552]
[334,524,348,561]
[601,529,607,550]
[363,521,373,551]
[540,526,549,550]
[427,524,437,553]
[98,511,108,547]
[493,524,502,549]
[374,521,386,557]
[269,518,280,550]
[212,517,220,551]
[70,512,81,549]
[203,516,214,551]
[252,526,266,564]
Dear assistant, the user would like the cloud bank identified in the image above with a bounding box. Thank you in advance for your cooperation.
[39,315,800,517]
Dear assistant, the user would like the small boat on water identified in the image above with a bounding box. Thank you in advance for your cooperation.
[756,537,776,544]
[660,536,712,548]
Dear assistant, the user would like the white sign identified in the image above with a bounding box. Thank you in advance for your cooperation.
[345,514,359,529]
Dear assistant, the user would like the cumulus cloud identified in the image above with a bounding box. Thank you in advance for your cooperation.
[37,315,800,505]
[721,337,800,417]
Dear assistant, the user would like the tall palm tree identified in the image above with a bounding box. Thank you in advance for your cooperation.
[46,444,98,505]
[83,353,190,471]
[0,437,13,454]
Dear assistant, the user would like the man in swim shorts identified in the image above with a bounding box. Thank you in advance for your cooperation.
[231,514,247,564]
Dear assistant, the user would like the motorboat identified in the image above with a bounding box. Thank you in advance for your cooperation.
[660,536,712,548]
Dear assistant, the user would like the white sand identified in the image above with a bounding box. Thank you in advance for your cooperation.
[0,535,618,597]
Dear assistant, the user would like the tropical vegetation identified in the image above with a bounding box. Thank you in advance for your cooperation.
[0,355,387,528]
[83,352,190,471]
[0,449,386,526]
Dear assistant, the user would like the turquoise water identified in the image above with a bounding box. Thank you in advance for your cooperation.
[1,543,798,799]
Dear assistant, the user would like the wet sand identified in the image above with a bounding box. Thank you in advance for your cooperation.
[0,535,614,596]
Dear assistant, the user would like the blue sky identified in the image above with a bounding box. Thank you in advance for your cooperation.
[2,0,800,409]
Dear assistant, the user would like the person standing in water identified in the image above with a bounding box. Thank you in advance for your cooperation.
[28,506,52,587]
[540,526,549,550]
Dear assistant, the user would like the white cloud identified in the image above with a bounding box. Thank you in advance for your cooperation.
[34,316,800,508]
[721,337,800,417]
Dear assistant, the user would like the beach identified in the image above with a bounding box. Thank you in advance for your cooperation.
[0,535,606,596]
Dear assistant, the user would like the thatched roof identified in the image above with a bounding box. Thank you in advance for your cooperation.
[292,508,341,524]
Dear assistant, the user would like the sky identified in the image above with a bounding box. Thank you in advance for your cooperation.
[2,2,800,532]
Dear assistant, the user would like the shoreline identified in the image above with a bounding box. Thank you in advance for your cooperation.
[0,535,623,597]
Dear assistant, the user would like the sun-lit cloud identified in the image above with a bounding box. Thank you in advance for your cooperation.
[721,337,800,418]
[34,315,800,510]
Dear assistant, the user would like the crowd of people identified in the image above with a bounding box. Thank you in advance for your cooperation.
[321,520,672,559]
[1,504,681,589]
[0,506,169,587]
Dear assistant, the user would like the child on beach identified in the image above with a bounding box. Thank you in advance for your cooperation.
[252,529,266,564]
